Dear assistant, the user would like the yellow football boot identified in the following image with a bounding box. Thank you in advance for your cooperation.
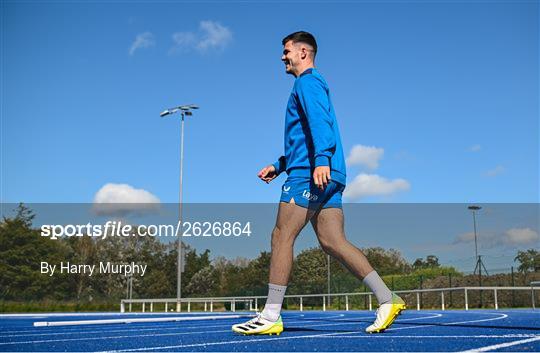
[365,293,406,333]
[232,313,284,335]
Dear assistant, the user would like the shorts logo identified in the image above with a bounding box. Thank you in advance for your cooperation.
[302,189,318,201]
[283,186,291,193]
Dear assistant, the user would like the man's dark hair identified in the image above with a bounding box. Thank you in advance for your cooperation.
[282,31,317,57]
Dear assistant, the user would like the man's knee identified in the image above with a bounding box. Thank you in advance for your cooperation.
[318,235,345,256]
[271,225,296,249]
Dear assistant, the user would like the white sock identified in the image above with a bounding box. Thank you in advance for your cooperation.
[261,283,287,322]
[363,271,393,305]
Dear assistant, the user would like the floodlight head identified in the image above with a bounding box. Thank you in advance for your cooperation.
[179,104,199,111]
[468,205,481,211]
[160,104,199,118]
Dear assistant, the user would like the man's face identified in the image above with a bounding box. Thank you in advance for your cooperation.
[281,40,302,76]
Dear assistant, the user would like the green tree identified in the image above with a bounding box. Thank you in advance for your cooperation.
[186,266,219,296]
[289,248,326,294]
[515,249,540,274]
[0,204,70,300]
[413,255,440,270]
[362,247,411,275]
[65,236,97,300]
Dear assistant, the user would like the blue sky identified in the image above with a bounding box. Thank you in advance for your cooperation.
[1,1,539,268]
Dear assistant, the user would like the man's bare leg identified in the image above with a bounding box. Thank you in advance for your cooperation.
[258,201,317,322]
[268,201,316,285]
[311,207,406,333]
[310,207,393,304]
[231,201,316,334]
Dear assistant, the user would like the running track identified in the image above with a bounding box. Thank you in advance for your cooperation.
[1,310,539,352]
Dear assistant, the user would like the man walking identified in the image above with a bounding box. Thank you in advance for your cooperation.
[232,31,405,335]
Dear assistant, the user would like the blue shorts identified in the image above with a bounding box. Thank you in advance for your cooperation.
[280,177,345,210]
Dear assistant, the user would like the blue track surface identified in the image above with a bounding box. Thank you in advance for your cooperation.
[1,310,539,352]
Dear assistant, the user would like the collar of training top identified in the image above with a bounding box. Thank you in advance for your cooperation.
[299,68,314,77]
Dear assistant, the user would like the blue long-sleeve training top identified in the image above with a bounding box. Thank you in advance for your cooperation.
[273,68,346,186]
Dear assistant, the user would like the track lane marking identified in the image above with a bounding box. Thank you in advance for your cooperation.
[0,315,367,345]
[0,313,345,335]
[92,313,449,352]
[0,312,444,347]
[385,313,508,332]
[97,330,361,352]
[460,336,540,352]
[324,334,540,338]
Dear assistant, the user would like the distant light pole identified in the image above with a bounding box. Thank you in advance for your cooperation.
[467,205,488,307]
[160,104,199,312]
[468,206,481,261]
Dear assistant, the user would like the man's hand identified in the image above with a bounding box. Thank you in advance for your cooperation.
[313,166,331,190]
[258,165,278,184]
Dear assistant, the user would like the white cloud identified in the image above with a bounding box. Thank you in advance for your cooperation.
[129,32,155,56]
[485,165,505,177]
[197,21,233,50]
[452,231,502,248]
[503,228,539,246]
[344,173,410,200]
[172,32,197,48]
[453,231,475,244]
[93,183,160,216]
[453,228,539,248]
[346,145,384,170]
[171,20,232,53]
[469,144,481,152]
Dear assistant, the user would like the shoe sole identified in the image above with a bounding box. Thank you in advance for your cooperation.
[367,305,406,334]
[232,325,284,336]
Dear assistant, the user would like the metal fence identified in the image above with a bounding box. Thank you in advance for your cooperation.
[121,282,540,313]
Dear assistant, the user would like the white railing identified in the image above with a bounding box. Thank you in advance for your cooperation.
[532,281,540,309]
[120,284,540,313]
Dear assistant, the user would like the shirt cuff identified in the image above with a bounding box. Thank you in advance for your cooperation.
[315,155,330,167]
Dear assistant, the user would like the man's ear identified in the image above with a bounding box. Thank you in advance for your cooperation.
[300,47,308,59]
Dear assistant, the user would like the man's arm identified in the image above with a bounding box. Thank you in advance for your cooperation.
[296,76,335,189]
[258,156,285,184]
[272,156,287,176]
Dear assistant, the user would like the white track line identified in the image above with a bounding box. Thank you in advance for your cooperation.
[33,314,250,327]
[1,312,509,350]
[0,315,361,345]
[326,334,540,339]
[386,313,508,332]
[94,313,465,353]
[0,314,348,336]
[97,331,361,353]
[460,336,540,352]
[395,313,442,322]
[0,312,331,334]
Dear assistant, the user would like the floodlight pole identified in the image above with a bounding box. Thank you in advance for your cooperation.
[468,205,488,307]
[160,104,199,313]
[177,111,185,312]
